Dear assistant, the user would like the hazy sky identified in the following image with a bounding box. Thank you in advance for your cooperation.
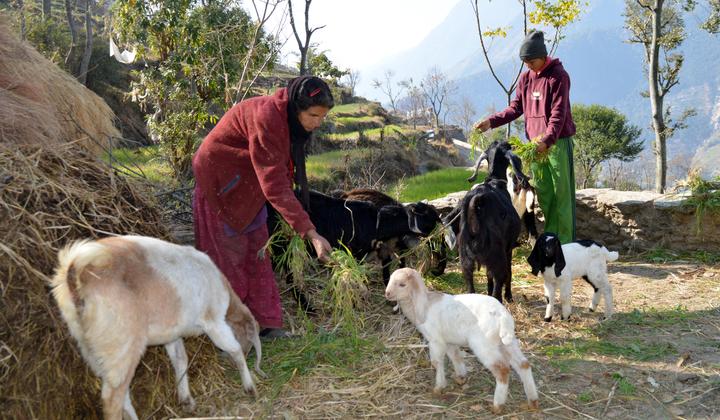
[270,0,462,71]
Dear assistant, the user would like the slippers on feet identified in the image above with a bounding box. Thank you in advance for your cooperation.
[259,328,296,340]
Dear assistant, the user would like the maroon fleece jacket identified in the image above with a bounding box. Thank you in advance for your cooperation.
[489,57,576,147]
[192,88,315,236]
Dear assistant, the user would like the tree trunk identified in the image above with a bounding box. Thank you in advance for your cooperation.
[77,0,93,86]
[505,91,512,140]
[65,0,78,69]
[18,0,26,40]
[648,0,667,193]
[42,0,51,20]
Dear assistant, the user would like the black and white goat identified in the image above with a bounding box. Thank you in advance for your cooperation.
[527,232,618,321]
[507,170,538,245]
[442,141,528,302]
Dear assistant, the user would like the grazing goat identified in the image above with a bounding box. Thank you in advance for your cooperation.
[268,189,442,284]
[385,268,539,414]
[443,141,528,301]
[341,188,447,276]
[50,235,263,420]
[527,232,618,321]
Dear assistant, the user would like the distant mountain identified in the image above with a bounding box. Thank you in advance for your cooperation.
[360,0,720,179]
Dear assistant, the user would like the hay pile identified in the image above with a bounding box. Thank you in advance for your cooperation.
[0,19,244,418]
[0,17,119,153]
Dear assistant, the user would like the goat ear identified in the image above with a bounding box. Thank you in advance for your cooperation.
[553,240,566,277]
[467,151,488,182]
[527,240,542,276]
[505,149,530,183]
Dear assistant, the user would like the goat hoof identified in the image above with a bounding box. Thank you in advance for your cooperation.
[491,404,504,414]
[245,384,258,398]
[453,375,467,386]
[528,399,540,410]
[432,386,445,396]
[544,316,552,322]
[588,307,595,312]
[561,315,571,321]
[180,396,196,412]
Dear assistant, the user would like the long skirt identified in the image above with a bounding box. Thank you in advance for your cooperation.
[192,187,282,328]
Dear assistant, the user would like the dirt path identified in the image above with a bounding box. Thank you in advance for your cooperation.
[160,256,720,419]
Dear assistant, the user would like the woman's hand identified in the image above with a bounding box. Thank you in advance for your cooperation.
[474,119,491,132]
[535,140,548,153]
[306,229,332,262]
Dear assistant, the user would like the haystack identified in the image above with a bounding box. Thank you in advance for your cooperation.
[0,18,119,153]
[0,19,243,418]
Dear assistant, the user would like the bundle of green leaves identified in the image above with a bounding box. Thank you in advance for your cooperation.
[508,136,549,166]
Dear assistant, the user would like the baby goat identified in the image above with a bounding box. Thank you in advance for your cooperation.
[50,235,263,420]
[527,232,618,322]
[385,268,539,414]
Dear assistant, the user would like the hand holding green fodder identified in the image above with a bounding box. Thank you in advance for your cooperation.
[508,136,549,166]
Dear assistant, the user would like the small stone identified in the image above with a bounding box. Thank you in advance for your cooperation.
[660,392,674,403]
[669,406,685,416]
[703,271,715,278]
[676,372,699,384]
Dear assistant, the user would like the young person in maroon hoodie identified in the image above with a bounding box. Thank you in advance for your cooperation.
[192,76,334,339]
[476,30,577,244]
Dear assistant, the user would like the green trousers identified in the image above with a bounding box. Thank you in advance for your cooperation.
[530,137,576,244]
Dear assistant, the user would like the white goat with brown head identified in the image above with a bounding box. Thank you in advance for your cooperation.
[385,268,539,414]
[50,235,263,420]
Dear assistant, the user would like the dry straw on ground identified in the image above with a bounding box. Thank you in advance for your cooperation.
[0,18,245,418]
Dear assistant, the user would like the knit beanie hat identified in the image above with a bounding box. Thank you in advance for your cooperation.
[519,30,547,60]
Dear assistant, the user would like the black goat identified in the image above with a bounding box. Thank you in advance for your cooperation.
[442,141,528,302]
[267,190,438,290]
[340,188,447,277]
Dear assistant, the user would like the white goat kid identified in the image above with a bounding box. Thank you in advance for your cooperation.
[50,235,264,420]
[527,232,619,321]
[385,268,539,414]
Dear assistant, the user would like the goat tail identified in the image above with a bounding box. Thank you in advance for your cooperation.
[498,309,516,346]
[603,248,619,262]
[252,334,267,379]
[51,240,111,313]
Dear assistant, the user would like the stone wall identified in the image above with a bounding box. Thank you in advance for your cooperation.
[429,188,720,252]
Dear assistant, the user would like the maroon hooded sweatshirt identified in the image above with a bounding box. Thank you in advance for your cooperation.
[489,57,576,147]
[192,88,315,236]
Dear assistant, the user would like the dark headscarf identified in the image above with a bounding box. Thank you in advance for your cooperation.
[286,76,334,210]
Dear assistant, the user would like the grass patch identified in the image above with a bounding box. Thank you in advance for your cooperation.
[324,124,409,141]
[260,323,382,402]
[306,148,369,183]
[641,247,720,264]
[392,167,480,202]
[577,391,594,403]
[542,338,676,362]
[611,372,637,396]
[598,306,698,330]
[103,145,174,184]
[329,102,383,118]
[427,271,466,295]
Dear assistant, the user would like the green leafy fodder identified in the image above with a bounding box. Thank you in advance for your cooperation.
[685,174,720,233]
[508,136,549,166]
[262,219,311,290]
[324,245,372,332]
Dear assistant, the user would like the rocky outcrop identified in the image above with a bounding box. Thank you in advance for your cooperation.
[430,188,720,252]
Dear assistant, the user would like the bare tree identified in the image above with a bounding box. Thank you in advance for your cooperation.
[77,0,93,85]
[398,78,427,129]
[288,0,325,75]
[451,96,478,137]
[469,0,582,138]
[64,0,78,67]
[234,0,286,103]
[343,68,360,97]
[43,0,51,20]
[420,67,456,129]
[372,70,405,113]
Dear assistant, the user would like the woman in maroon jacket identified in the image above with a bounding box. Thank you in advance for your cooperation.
[192,76,333,339]
[476,30,577,244]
